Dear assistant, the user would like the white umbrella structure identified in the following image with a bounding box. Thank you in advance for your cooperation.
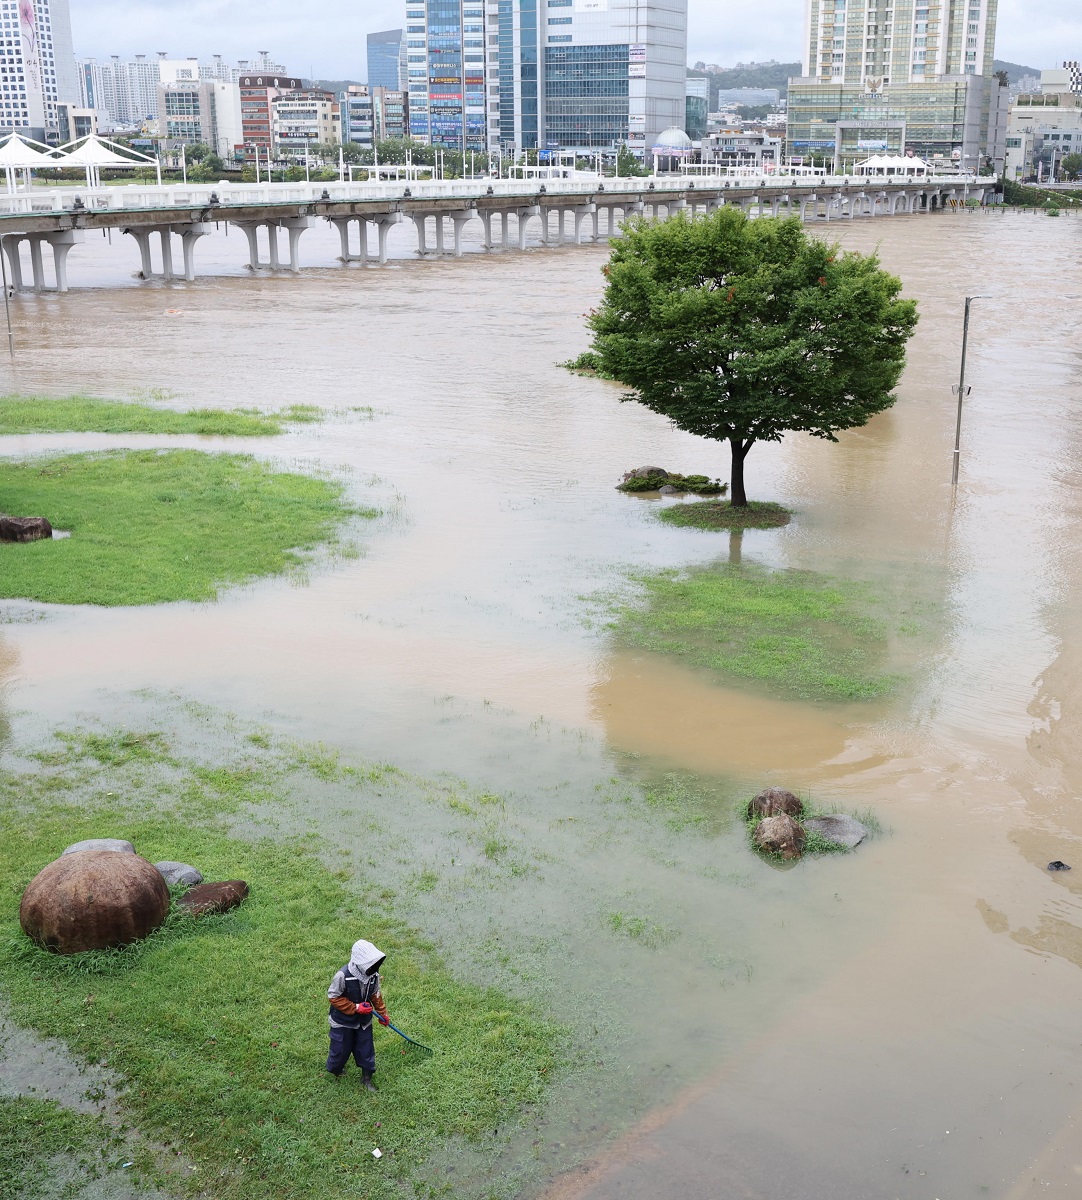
[0,132,61,193]
[854,154,929,178]
[50,134,161,187]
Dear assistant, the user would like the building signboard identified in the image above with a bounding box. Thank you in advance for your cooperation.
[18,0,46,131]
[629,62,646,77]
[629,44,647,62]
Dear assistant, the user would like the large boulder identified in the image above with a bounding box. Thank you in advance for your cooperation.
[62,838,135,856]
[155,861,203,888]
[804,814,868,849]
[0,516,53,543]
[753,814,806,861]
[747,788,804,820]
[177,880,248,917]
[20,851,170,954]
[623,467,670,481]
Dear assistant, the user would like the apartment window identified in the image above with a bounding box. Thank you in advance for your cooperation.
[548,16,572,23]
[832,52,844,61]
[548,34,571,41]
[965,50,976,60]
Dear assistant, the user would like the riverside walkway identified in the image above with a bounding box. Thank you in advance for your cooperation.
[0,173,995,293]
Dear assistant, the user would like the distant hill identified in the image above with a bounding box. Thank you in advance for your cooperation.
[688,62,802,105]
[993,59,1042,83]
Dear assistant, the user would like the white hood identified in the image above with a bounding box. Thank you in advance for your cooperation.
[349,939,385,977]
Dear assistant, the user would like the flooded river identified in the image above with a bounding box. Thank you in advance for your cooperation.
[2,208,1082,1198]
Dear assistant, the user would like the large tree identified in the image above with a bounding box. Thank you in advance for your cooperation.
[587,207,918,504]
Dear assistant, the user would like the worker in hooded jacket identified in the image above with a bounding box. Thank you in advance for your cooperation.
[326,939,390,1091]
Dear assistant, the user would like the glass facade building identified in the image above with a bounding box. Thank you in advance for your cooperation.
[494,0,685,157]
[406,0,489,151]
[367,30,406,91]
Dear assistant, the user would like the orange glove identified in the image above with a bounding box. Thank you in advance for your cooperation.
[355,1002,374,1016]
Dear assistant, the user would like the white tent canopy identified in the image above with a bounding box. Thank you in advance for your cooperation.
[0,132,61,194]
[854,154,928,177]
[49,135,161,186]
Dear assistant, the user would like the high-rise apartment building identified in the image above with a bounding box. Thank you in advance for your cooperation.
[0,0,75,141]
[788,0,1007,171]
[368,29,406,90]
[492,0,687,156]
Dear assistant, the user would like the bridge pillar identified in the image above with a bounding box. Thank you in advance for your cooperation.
[515,205,540,250]
[412,213,432,255]
[328,216,369,263]
[46,231,82,292]
[450,211,473,256]
[573,203,596,244]
[179,224,210,281]
[233,217,313,272]
[479,210,494,249]
[373,213,401,264]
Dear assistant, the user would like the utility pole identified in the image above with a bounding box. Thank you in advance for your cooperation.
[952,295,987,487]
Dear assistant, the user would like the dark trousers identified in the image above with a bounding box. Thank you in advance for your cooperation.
[327,1023,375,1075]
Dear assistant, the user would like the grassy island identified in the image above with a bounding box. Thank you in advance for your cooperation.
[0,728,560,1200]
[0,395,324,437]
[615,563,894,702]
[0,449,367,606]
[657,500,792,531]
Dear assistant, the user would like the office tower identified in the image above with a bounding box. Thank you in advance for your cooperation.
[493,0,687,157]
[368,29,406,90]
[405,2,487,152]
[788,0,1007,172]
[685,74,708,138]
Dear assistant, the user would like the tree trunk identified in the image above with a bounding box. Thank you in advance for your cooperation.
[729,438,751,507]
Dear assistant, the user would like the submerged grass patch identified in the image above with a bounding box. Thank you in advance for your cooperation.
[656,500,792,532]
[0,395,322,436]
[0,449,368,605]
[614,563,894,702]
[0,730,560,1200]
[0,1095,151,1199]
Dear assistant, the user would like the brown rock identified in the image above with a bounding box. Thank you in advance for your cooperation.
[622,466,670,481]
[0,515,53,543]
[177,880,249,917]
[753,814,806,861]
[747,787,804,819]
[19,851,170,954]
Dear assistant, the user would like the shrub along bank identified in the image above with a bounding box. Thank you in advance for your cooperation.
[0,729,560,1200]
[0,449,369,605]
[614,562,894,702]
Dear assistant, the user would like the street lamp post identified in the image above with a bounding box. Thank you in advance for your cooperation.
[951,294,988,487]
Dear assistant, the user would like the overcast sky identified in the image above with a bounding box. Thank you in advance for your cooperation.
[68,0,1081,79]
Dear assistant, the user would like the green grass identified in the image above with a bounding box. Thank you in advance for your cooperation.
[0,729,561,1200]
[656,500,792,531]
[0,1095,152,1199]
[0,395,326,436]
[614,563,894,702]
[0,449,369,605]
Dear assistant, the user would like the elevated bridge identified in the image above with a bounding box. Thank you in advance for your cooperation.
[0,174,996,293]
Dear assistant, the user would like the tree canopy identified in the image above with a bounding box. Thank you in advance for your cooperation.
[587,207,918,504]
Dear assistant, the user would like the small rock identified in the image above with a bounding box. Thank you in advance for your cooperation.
[62,838,135,856]
[0,515,53,543]
[803,814,868,849]
[177,880,249,917]
[623,466,670,481]
[658,484,678,495]
[753,814,805,861]
[154,861,203,888]
[1047,860,1072,872]
[747,787,804,819]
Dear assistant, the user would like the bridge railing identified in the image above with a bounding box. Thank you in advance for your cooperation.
[0,174,977,218]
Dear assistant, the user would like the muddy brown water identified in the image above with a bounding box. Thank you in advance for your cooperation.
[1,210,1082,1198]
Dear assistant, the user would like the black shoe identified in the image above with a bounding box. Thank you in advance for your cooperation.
[361,1070,377,1093]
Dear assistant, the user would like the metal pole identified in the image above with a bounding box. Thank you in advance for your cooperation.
[0,235,15,359]
[952,295,981,487]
